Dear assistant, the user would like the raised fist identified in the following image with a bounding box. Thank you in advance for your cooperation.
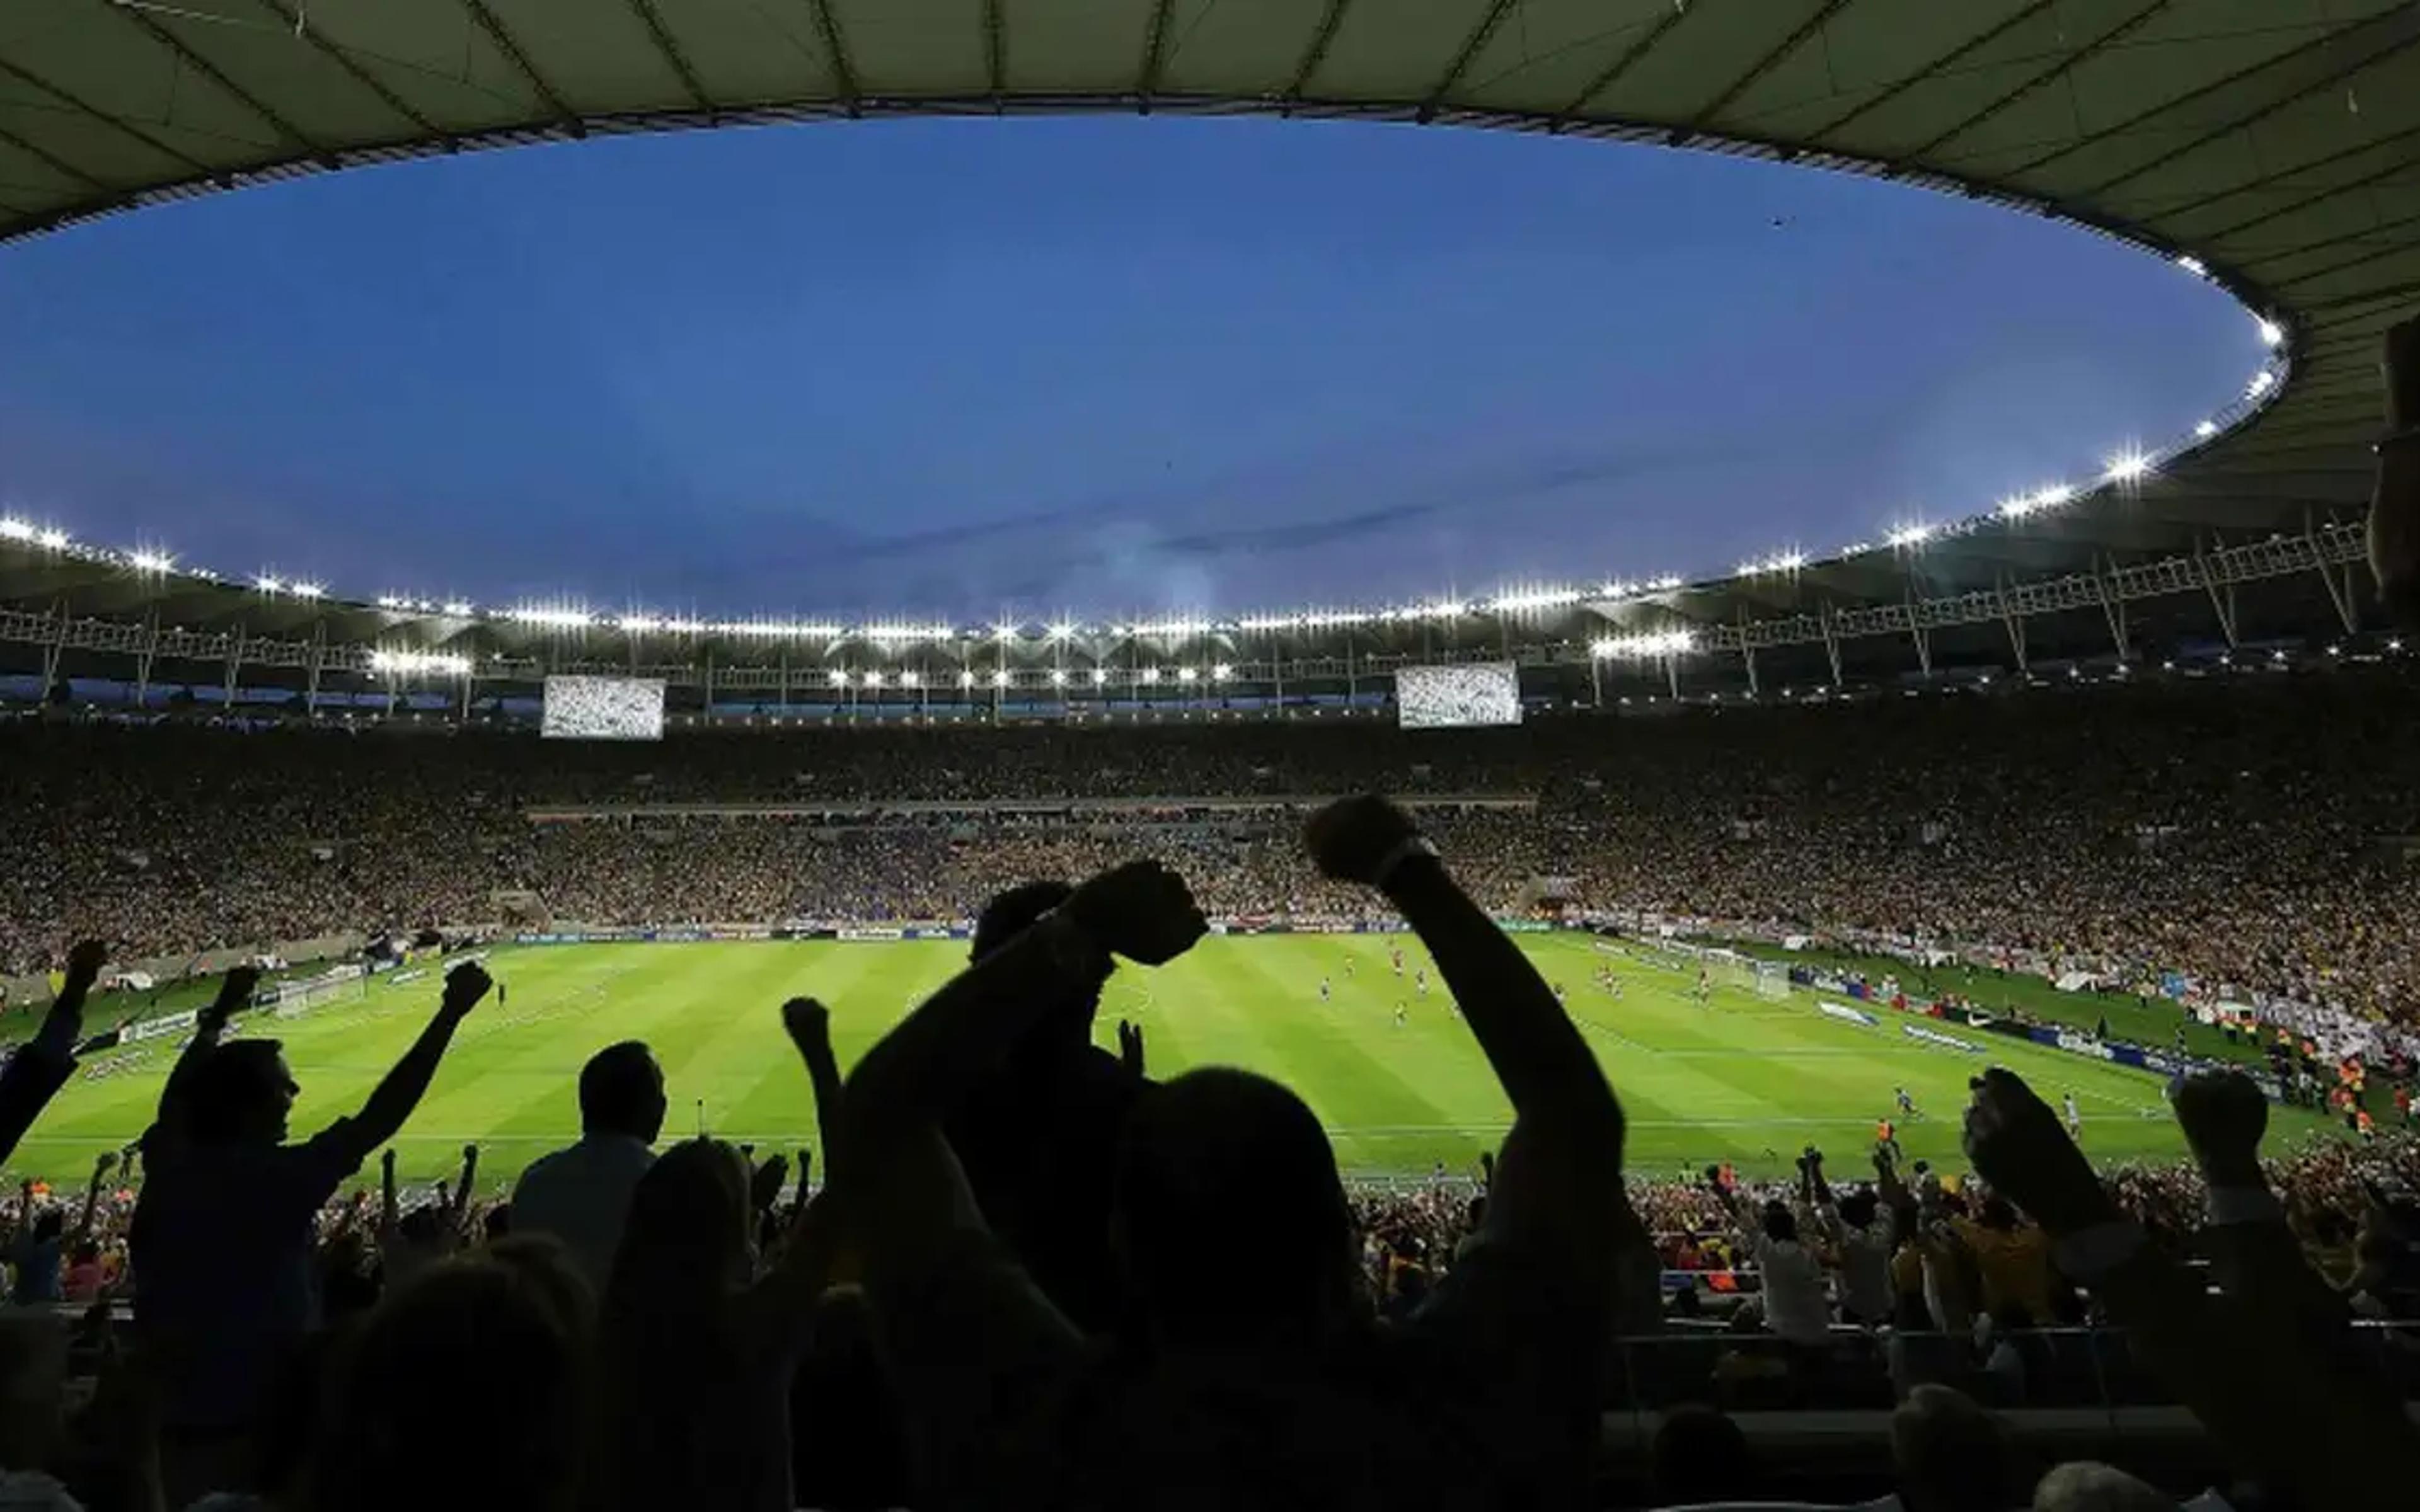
[1961,1068,2114,1236]
[64,940,108,983]
[2169,1070,2268,1182]
[781,997,831,1050]
[441,961,492,1014]
[1117,1019,1145,1075]
[1066,860,1206,966]
[204,965,261,1029]
[1303,796,1423,886]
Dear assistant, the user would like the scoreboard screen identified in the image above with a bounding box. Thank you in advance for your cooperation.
[1396,663,1522,729]
[541,676,666,742]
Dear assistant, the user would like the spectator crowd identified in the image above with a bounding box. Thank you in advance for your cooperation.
[9,669,2420,1048]
[0,803,2412,1512]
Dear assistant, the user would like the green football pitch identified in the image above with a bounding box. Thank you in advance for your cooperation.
[4,934,2344,1190]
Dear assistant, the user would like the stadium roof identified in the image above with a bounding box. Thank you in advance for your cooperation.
[1,0,2414,689]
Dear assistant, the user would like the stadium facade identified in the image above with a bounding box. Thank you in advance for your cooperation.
[0,0,2411,715]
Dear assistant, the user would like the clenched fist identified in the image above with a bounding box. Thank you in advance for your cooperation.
[1304,795,1424,886]
[1065,860,1207,966]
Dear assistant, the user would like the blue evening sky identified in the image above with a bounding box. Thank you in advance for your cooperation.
[0,115,2259,622]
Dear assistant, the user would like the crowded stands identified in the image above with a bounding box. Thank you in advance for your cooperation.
[9,667,2420,1049]
[0,783,2414,1508]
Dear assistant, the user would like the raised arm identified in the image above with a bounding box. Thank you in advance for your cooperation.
[1305,797,1635,1288]
[833,869,1200,1494]
[1307,799,1621,1150]
[379,1148,400,1247]
[0,940,110,1165]
[781,997,843,1164]
[340,963,490,1160]
[153,965,259,1134]
[1965,1067,2420,1504]
[445,1143,480,1240]
[72,1151,117,1246]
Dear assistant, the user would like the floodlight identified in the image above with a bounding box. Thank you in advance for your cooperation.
[992,669,1011,687]
[1886,524,1933,549]
[1091,667,1108,685]
[2246,370,2276,398]
[829,670,849,687]
[255,575,284,593]
[1213,663,1233,680]
[0,518,30,541]
[863,670,884,687]
[292,582,324,599]
[35,529,67,551]
[1177,667,1199,683]
[899,670,919,688]
[2194,420,2220,438]
[958,671,976,688]
[1139,668,1161,685]
[129,551,174,573]
[2256,318,2285,348]
[2102,452,2152,483]
[1049,668,1067,685]
[443,601,473,617]
[2176,255,2208,276]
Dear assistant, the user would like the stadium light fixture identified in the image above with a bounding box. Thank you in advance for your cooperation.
[0,518,31,541]
[2246,369,2276,399]
[376,595,402,609]
[505,605,595,629]
[2102,452,2153,484]
[1049,668,1067,686]
[292,581,325,599]
[2256,318,2285,348]
[2176,255,2208,277]
[1177,666,1199,683]
[1590,629,1695,659]
[899,670,920,688]
[863,670,884,687]
[35,529,67,551]
[1092,667,1109,685]
[1213,662,1233,680]
[369,650,471,677]
[1047,621,1075,641]
[1139,668,1161,685]
[255,575,284,594]
[1885,524,1933,549]
[991,669,1011,687]
[1485,587,1581,614]
[128,550,174,574]
[828,670,849,687]
[957,670,976,688]
[993,622,1018,641]
[2195,420,2220,438]
[444,601,473,617]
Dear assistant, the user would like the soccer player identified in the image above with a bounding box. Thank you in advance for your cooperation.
[1393,1003,1407,1029]
[1391,947,1404,977]
[1693,966,1712,1005]
[2063,1091,2083,1137]
[1344,956,1356,978]
[1318,976,1330,1004]
[1415,968,1429,998]
[1894,1086,1916,1120]
[1552,982,1565,1005]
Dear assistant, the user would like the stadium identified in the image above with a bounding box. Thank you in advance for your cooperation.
[2,3,2419,1509]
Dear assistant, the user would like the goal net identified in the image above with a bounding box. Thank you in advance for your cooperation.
[267,966,369,1019]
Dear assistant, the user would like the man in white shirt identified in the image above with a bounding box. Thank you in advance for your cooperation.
[1746,1200,1835,1347]
[509,1041,666,1292]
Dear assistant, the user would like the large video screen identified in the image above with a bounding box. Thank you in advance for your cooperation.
[1396,662,1522,730]
[541,676,666,742]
